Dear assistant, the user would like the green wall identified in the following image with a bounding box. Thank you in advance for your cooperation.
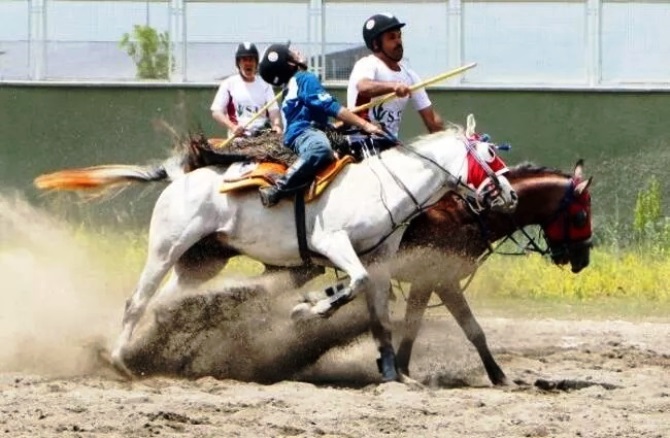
[2,84,669,231]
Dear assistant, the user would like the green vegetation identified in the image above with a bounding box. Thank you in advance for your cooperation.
[632,175,670,252]
[72,228,670,318]
[469,248,669,302]
[119,25,173,80]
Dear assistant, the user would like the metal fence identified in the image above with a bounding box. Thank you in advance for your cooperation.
[1,0,669,87]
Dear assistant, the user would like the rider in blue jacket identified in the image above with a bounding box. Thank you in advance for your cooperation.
[258,43,384,207]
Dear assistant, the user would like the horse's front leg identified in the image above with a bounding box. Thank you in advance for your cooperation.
[291,230,400,382]
[290,230,371,320]
[396,279,433,376]
[363,262,398,382]
[435,283,510,386]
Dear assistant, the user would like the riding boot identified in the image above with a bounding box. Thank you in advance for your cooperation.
[259,158,314,207]
[376,346,399,382]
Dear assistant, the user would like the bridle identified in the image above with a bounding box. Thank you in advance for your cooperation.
[436,175,593,298]
[539,177,593,263]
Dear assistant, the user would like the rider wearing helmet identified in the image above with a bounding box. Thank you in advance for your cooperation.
[347,13,444,137]
[257,43,384,207]
[211,42,283,138]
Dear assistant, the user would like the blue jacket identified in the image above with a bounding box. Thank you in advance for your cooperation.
[282,70,342,146]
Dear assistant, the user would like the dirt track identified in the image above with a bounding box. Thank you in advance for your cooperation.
[1,195,669,437]
[1,314,668,438]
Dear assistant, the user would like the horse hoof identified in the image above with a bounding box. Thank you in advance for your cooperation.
[290,302,318,321]
[399,373,425,389]
[303,291,323,305]
[381,369,399,383]
[108,349,135,380]
[495,376,515,387]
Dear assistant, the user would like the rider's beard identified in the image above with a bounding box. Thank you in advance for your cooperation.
[388,44,403,62]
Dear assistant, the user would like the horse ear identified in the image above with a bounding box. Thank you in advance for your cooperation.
[574,176,592,196]
[573,159,584,180]
[466,114,476,137]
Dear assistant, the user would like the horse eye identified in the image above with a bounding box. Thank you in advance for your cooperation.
[572,210,588,228]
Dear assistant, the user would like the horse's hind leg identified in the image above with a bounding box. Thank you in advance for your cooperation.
[435,284,510,386]
[154,233,237,302]
[111,221,218,373]
[396,280,433,376]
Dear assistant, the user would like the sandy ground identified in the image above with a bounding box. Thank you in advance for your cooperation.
[1,317,668,438]
[1,194,669,438]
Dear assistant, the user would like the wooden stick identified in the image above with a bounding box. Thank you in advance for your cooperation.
[351,62,477,114]
[215,89,283,149]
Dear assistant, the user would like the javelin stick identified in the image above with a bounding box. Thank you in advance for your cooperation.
[215,89,283,149]
[352,62,477,114]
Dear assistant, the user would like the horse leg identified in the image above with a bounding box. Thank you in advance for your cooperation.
[364,262,399,382]
[434,283,510,386]
[290,230,371,320]
[155,233,236,302]
[111,220,218,374]
[396,280,432,376]
[292,230,399,382]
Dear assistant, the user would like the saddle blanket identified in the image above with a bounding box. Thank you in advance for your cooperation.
[219,155,355,203]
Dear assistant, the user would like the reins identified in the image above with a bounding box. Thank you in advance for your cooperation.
[394,178,582,308]
[352,134,479,259]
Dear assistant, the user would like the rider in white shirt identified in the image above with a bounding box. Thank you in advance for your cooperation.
[211,42,283,138]
[347,14,444,137]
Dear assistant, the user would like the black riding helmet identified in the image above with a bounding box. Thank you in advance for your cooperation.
[362,13,406,52]
[259,43,300,86]
[235,42,259,67]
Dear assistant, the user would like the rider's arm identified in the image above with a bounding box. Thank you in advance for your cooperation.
[356,79,410,99]
[298,72,342,117]
[268,108,283,134]
[348,57,409,101]
[408,73,444,133]
[211,110,238,132]
[418,106,445,133]
[211,80,243,136]
[336,107,381,135]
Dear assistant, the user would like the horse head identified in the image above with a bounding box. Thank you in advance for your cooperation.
[463,115,518,214]
[542,160,592,273]
[509,160,593,273]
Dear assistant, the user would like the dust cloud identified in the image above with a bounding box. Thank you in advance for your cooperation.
[0,192,123,376]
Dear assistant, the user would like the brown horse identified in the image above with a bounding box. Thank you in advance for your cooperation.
[35,135,593,384]
[393,160,592,384]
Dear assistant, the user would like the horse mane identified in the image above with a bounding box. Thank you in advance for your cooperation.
[167,130,297,174]
[506,162,571,180]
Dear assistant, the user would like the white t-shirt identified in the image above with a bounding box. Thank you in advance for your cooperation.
[347,55,432,137]
[210,74,278,137]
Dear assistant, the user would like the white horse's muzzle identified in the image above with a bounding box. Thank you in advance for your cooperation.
[477,175,518,214]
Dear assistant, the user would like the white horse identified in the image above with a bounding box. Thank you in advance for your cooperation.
[101,125,517,381]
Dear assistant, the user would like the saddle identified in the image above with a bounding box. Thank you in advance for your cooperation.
[219,155,356,203]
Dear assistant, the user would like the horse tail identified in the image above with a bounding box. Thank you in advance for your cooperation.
[34,161,176,192]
